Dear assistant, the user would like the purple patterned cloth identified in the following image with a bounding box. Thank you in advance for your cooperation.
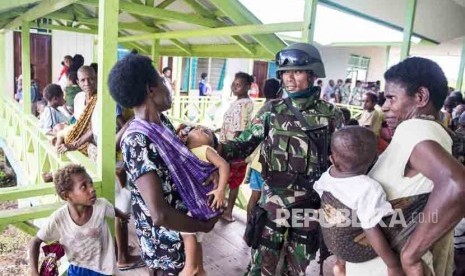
[123,118,220,220]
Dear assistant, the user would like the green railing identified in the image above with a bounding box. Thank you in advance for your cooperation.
[0,96,101,235]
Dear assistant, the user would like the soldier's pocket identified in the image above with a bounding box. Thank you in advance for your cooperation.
[288,136,308,173]
[270,136,289,172]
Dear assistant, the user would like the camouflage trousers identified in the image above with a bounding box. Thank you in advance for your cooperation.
[245,216,318,276]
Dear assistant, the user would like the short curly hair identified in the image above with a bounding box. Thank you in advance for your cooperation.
[54,164,88,200]
[384,57,448,111]
[43,84,63,102]
[108,54,159,108]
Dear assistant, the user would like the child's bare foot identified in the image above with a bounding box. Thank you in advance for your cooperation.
[221,213,236,223]
[117,255,145,271]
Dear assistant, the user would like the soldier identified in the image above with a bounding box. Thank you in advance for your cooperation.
[219,43,343,275]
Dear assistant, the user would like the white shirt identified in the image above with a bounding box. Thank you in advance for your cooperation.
[38,106,68,133]
[37,198,116,275]
[73,92,86,120]
[314,168,393,229]
[369,118,452,200]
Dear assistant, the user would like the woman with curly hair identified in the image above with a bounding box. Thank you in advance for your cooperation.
[108,54,219,276]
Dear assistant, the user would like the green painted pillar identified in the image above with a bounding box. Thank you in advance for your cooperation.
[151,39,160,70]
[0,32,6,99]
[456,38,465,92]
[97,0,119,206]
[21,21,31,114]
[302,0,318,43]
[385,46,391,70]
[400,0,417,60]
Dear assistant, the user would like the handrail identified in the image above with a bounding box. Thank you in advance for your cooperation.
[0,96,101,219]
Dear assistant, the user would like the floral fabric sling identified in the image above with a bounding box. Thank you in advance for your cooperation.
[123,118,220,220]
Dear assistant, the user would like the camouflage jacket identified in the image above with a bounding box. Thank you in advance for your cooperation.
[221,93,343,211]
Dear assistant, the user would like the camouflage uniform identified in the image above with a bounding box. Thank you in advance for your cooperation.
[221,92,343,276]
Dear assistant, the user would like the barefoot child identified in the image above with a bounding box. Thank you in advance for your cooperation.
[177,125,230,276]
[314,126,404,276]
[29,164,129,276]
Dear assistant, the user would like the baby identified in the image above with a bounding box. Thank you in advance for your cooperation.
[314,126,403,276]
[177,124,230,276]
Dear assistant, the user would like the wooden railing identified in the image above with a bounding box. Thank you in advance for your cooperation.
[0,96,101,235]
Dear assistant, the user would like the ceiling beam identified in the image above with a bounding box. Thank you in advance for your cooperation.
[208,0,286,56]
[81,0,221,27]
[118,21,302,42]
[183,0,216,19]
[170,39,191,55]
[159,43,273,59]
[36,23,97,34]
[0,0,41,13]
[156,0,176,9]
[2,0,79,30]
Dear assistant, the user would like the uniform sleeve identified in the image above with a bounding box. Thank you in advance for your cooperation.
[36,211,61,242]
[356,179,394,229]
[121,132,160,183]
[220,106,269,161]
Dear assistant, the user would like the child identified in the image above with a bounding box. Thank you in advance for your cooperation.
[29,164,129,276]
[38,84,69,136]
[63,71,81,114]
[177,125,230,276]
[313,126,403,276]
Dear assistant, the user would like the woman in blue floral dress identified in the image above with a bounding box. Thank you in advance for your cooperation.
[108,54,218,276]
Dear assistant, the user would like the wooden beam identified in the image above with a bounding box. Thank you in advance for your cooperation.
[81,0,221,27]
[151,39,160,69]
[37,23,97,34]
[97,0,118,207]
[170,39,191,55]
[230,35,254,55]
[208,0,285,56]
[159,43,273,59]
[3,0,79,30]
[21,21,31,114]
[0,33,5,96]
[400,0,417,59]
[302,0,318,43]
[183,0,216,18]
[457,38,465,91]
[118,21,302,42]
[0,183,56,201]
[0,0,41,12]
[0,203,63,226]
[156,0,176,9]
[12,222,39,236]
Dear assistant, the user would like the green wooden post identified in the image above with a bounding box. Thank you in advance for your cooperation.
[302,0,318,43]
[188,57,193,94]
[456,38,465,92]
[386,45,391,70]
[151,39,160,70]
[400,0,417,60]
[0,32,5,98]
[172,57,183,117]
[21,21,31,115]
[97,0,118,207]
